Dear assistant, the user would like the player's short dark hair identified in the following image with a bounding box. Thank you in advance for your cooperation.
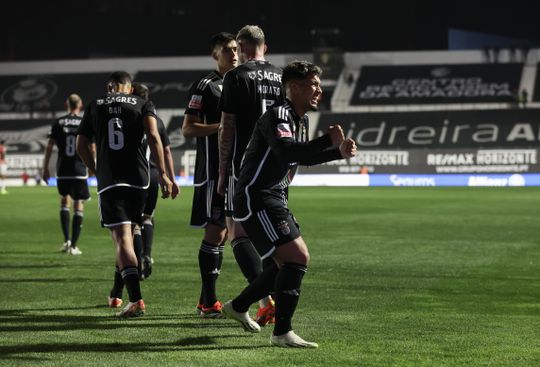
[132,82,149,101]
[236,25,265,46]
[108,71,132,86]
[282,61,323,87]
[66,94,82,110]
[211,32,236,51]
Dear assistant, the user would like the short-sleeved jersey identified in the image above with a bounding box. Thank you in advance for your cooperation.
[233,101,342,221]
[0,144,6,164]
[48,113,88,178]
[185,71,223,183]
[219,60,284,178]
[147,116,170,169]
[77,92,157,194]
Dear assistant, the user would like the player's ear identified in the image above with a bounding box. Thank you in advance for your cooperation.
[263,44,268,54]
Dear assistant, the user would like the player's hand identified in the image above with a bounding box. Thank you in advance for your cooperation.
[327,125,345,146]
[217,171,226,196]
[42,168,50,184]
[159,173,173,199]
[170,180,180,199]
[339,138,357,158]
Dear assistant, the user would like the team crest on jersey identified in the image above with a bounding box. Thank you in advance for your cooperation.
[276,123,292,138]
[247,71,257,80]
[188,94,203,109]
[277,220,290,235]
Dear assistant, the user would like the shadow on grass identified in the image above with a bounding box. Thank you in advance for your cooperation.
[0,335,270,359]
[0,308,253,332]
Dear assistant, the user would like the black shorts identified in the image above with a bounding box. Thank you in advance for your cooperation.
[224,175,235,217]
[143,168,159,217]
[57,178,90,200]
[98,187,147,228]
[190,178,225,228]
[239,198,301,259]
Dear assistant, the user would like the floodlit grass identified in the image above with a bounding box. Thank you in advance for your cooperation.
[1,186,540,366]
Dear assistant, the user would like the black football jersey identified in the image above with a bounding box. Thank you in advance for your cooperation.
[48,113,87,178]
[77,92,157,193]
[219,60,284,178]
[233,101,341,221]
[185,71,223,183]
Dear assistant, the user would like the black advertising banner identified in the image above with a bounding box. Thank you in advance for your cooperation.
[317,109,540,149]
[310,109,540,174]
[350,63,522,105]
[532,63,540,102]
[134,70,211,109]
[0,73,110,112]
[0,118,52,153]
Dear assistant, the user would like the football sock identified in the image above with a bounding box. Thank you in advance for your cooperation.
[232,261,278,313]
[273,262,307,336]
[133,227,143,276]
[121,266,142,302]
[199,240,220,307]
[141,219,154,258]
[60,208,70,242]
[110,266,124,299]
[231,237,262,283]
[218,243,225,271]
[259,257,276,307]
[70,211,83,247]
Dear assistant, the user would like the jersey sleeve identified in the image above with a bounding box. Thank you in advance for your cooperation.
[184,80,205,118]
[48,121,57,141]
[218,71,240,114]
[142,100,158,119]
[77,104,94,139]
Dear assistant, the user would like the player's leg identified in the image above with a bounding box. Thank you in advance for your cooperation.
[59,188,72,252]
[133,224,143,278]
[110,223,145,317]
[99,188,146,318]
[141,168,158,279]
[270,236,317,348]
[108,264,124,308]
[0,165,7,194]
[68,179,90,255]
[199,223,227,318]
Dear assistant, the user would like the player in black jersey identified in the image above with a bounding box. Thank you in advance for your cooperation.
[218,25,284,325]
[132,82,179,281]
[76,71,174,318]
[43,94,91,256]
[222,61,356,347]
[182,32,238,318]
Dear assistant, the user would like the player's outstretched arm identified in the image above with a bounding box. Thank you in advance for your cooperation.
[339,138,357,158]
[144,115,174,199]
[217,112,236,195]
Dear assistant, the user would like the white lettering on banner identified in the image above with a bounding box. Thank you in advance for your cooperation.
[359,77,512,99]
[330,121,540,147]
[427,149,537,166]
[468,174,526,187]
[390,175,435,186]
[355,151,409,166]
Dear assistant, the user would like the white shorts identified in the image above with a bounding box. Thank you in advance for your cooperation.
[0,163,7,176]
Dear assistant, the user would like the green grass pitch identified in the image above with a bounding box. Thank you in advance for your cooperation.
[1,186,540,366]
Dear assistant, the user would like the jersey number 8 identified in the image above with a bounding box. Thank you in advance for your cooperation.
[65,135,76,157]
[108,118,125,150]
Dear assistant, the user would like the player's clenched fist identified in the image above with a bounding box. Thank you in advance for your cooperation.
[327,125,344,145]
[339,138,356,158]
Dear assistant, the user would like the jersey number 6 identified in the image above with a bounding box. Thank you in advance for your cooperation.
[108,118,125,150]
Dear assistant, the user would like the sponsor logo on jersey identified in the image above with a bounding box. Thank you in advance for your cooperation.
[188,94,203,109]
[247,70,282,82]
[277,220,290,235]
[276,123,292,138]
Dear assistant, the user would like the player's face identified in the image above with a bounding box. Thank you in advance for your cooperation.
[297,73,322,112]
[216,41,238,72]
